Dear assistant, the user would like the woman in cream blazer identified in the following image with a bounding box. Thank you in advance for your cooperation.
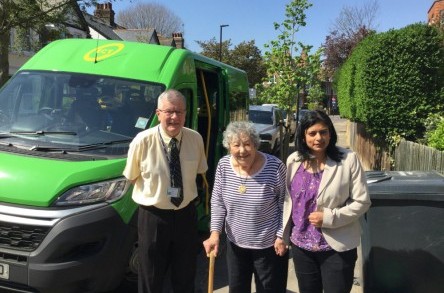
[283,110,371,293]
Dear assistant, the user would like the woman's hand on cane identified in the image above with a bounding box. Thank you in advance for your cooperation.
[203,231,220,257]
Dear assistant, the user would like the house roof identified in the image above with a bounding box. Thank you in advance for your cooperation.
[81,3,184,47]
[82,12,123,40]
[64,3,90,36]
[82,12,163,45]
[113,29,159,44]
[158,35,174,46]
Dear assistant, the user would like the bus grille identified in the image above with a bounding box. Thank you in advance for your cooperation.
[0,222,50,251]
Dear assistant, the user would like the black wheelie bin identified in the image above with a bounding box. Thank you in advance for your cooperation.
[362,171,444,293]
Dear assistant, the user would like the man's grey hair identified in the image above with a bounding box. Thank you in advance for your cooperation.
[222,121,260,149]
[157,89,186,108]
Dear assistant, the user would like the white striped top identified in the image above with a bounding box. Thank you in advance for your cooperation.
[210,153,286,249]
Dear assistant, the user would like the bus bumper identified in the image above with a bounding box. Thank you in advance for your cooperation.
[0,204,137,293]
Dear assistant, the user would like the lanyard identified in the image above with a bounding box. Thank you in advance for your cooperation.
[158,126,182,162]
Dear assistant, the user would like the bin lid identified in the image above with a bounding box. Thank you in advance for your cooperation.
[365,171,444,201]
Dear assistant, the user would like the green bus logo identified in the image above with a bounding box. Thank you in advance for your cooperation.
[83,43,125,62]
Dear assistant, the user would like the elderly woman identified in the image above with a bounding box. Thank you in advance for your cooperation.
[203,121,288,293]
[283,110,371,293]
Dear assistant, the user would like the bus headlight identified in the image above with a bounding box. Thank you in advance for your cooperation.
[54,178,131,206]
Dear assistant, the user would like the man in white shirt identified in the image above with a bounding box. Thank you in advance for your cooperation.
[124,89,208,293]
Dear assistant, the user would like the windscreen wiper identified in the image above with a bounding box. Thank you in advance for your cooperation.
[29,145,74,152]
[30,139,132,152]
[0,133,14,138]
[76,139,133,150]
[10,130,77,136]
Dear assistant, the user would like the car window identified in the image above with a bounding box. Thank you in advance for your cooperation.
[298,109,310,121]
[275,109,282,122]
[249,110,273,125]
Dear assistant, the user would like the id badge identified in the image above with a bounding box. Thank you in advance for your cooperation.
[167,187,181,198]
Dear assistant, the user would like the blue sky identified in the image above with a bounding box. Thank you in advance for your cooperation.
[97,0,433,54]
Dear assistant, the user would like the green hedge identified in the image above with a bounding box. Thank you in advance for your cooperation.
[336,23,444,146]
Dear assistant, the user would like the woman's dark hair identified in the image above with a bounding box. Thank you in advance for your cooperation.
[294,110,343,162]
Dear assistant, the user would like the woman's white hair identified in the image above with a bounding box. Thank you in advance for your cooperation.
[222,121,260,149]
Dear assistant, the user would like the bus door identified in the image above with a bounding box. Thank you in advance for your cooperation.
[195,67,227,187]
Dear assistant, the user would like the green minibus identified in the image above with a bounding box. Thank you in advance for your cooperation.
[0,39,248,292]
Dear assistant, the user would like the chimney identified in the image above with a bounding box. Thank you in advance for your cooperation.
[172,33,184,49]
[94,2,116,27]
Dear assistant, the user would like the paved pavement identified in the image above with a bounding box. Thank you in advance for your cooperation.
[331,115,350,149]
[195,115,364,293]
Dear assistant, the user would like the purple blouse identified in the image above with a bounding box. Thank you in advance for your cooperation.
[290,164,332,252]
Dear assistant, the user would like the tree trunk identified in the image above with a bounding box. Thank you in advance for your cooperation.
[0,30,10,87]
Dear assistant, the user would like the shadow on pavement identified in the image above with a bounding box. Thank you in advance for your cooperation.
[195,232,229,292]
[111,232,228,293]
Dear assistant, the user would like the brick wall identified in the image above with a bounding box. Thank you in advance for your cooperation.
[428,0,444,26]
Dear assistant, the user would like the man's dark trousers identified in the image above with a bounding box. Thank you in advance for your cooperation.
[138,203,198,293]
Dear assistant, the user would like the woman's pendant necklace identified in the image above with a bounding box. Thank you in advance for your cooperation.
[236,155,256,194]
[238,169,248,194]
[238,184,247,194]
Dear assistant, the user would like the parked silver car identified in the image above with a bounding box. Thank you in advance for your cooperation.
[261,104,296,138]
[296,109,310,122]
[281,109,296,138]
[249,105,284,153]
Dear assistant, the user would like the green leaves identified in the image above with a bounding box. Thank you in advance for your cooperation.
[336,23,444,147]
[196,39,266,87]
[1,0,98,85]
[427,119,444,150]
[259,0,321,112]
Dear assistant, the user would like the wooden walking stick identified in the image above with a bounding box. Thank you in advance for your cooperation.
[208,250,216,293]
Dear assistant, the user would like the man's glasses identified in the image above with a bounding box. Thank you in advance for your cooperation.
[158,109,186,116]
